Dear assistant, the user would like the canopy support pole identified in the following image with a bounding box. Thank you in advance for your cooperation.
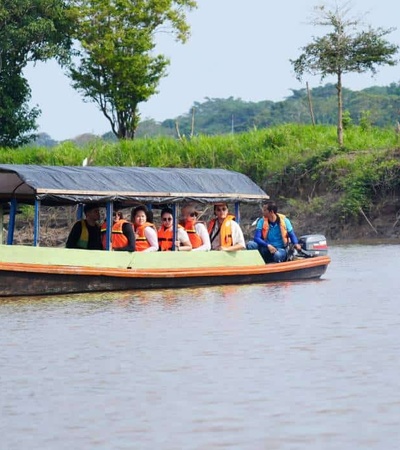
[7,199,17,245]
[77,204,84,220]
[33,199,41,246]
[105,203,114,251]
[172,204,177,251]
[0,205,4,245]
[0,204,3,245]
[234,202,240,224]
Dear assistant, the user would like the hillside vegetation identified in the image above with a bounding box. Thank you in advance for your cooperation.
[2,124,400,241]
[29,83,400,144]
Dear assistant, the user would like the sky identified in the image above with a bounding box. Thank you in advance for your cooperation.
[24,0,400,141]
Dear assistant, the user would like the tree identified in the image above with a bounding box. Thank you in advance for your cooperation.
[69,0,197,140]
[290,2,399,146]
[0,0,73,147]
[0,67,40,147]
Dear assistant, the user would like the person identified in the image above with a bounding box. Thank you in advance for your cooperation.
[208,202,245,251]
[131,205,158,252]
[66,203,103,250]
[179,204,211,251]
[101,210,135,251]
[158,207,192,251]
[247,201,302,263]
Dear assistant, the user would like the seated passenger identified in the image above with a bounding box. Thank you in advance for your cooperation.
[101,210,135,251]
[66,203,103,250]
[131,205,158,252]
[246,201,302,263]
[208,202,245,251]
[180,204,211,251]
[158,207,192,251]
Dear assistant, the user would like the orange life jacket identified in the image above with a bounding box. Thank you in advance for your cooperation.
[101,219,131,249]
[261,213,289,246]
[180,220,203,249]
[157,224,184,251]
[134,222,156,252]
[208,215,235,247]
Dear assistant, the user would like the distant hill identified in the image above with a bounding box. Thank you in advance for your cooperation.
[29,82,400,146]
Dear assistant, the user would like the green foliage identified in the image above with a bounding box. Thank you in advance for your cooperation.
[69,0,197,139]
[342,110,352,129]
[0,0,74,147]
[315,147,400,221]
[20,205,35,222]
[3,123,400,225]
[0,0,73,67]
[359,110,372,131]
[26,133,58,148]
[129,85,400,141]
[22,83,400,146]
[291,4,398,80]
[290,3,399,146]
[0,68,40,148]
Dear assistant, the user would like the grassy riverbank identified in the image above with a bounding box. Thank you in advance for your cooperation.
[2,124,400,241]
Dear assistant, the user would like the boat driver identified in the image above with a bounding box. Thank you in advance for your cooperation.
[66,203,103,250]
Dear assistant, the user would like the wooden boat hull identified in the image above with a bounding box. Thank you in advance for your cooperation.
[0,256,330,297]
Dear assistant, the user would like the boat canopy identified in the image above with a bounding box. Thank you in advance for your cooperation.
[0,165,269,206]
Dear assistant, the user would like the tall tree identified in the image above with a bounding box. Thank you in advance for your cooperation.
[290,2,399,146]
[0,0,73,148]
[69,0,197,140]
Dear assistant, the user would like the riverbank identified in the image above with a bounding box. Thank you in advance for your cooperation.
[5,201,400,248]
[273,194,400,242]
[2,124,400,243]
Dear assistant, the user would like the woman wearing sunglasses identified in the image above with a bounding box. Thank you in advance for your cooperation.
[158,207,192,251]
[208,202,245,251]
[179,204,211,251]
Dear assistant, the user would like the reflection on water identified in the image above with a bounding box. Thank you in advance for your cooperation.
[1,245,400,450]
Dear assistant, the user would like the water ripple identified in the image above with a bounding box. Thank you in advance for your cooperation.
[1,245,400,449]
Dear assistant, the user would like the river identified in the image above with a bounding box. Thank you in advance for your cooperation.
[1,244,400,450]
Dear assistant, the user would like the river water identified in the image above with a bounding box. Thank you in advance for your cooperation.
[1,244,400,450]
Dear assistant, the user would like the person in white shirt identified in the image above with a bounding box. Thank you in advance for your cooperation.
[158,207,192,251]
[180,204,211,251]
[208,202,245,251]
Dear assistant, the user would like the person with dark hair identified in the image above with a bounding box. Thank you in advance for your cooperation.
[247,201,302,263]
[131,205,158,252]
[158,207,192,251]
[208,202,245,251]
[66,204,103,250]
[180,204,211,251]
[101,210,136,252]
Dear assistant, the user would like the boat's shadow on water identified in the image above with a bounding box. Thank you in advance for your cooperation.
[2,276,329,310]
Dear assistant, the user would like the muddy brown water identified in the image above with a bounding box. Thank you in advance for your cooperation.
[1,244,400,449]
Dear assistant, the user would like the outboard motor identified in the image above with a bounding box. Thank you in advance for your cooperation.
[298,234,328,257]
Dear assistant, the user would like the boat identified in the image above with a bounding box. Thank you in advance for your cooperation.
[0,164,331,297]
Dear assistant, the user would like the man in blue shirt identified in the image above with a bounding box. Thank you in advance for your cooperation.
[247,201,302,263]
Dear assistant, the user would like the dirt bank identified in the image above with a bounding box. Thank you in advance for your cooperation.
[5,201,400,247]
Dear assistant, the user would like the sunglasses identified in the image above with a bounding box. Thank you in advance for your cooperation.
[216,207,227,212]
[162,217,173,222]
[189,212,197,217]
